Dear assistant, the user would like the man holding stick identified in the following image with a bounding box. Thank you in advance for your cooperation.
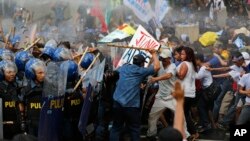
[109,49,160,141]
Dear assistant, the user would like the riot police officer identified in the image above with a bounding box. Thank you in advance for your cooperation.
[14,50,33,87]
[40,39,57,63]
[0,60,22,139]
[53,46,83,141]
[62,60,83,141]
[21,58,46,137]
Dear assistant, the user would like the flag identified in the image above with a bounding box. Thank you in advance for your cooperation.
[78,83,93,136]
[123,0,154,23]
[98,24,135,43]
[90,0,108,33]
[105,0,122,26]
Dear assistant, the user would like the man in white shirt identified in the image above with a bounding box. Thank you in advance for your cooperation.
[237,73,250,125]
[195,54,215,132]
[147,49,189,140]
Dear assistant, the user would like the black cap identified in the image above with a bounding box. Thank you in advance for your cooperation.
[133,54,146,65]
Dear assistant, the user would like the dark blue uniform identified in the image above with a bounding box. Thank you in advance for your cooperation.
[62,82,83,141]
[21,80,43,137]
[0,80,22,139]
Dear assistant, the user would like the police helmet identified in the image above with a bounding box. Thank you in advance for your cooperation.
[0,60,18,81]
[10,35,21,46]
[15,51,33,71]
[80,53,94,69]
[53,47,73,61]
[42,39,57,60]
[60,60,78,82]
[0,49,14,61]
[25,58,46,80]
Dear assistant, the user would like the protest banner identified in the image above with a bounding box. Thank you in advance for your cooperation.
[117,25,160,68]
[155,0,170,23]
[123,0,154,23]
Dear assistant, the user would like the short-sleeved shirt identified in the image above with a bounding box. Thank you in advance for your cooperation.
[156,63,176,100]
[208,55,225,84]
[228,65,244,82]
[238,74,250,103]
[196,66,213,89]
[113,64,155,108]
[208,56,220,68]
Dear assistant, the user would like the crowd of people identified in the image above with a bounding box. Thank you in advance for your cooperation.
[1,0,250,141]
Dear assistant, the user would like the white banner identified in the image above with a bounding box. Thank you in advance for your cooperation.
[123,0,154,23]
[155,0,170,22]
[117,25,160,68]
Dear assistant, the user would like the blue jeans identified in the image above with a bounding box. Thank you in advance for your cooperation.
[221,93,245,126]
[95,100,112,141]
[213,79,232,121]
[109,102,141,141]
[237,105,250,125]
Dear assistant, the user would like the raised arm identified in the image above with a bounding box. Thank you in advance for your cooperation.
[148,49,160,72]
[172,81,185,139]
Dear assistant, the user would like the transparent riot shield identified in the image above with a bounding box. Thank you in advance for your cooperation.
[38,61,68,141]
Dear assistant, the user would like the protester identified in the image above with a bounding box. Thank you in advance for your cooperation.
[109,49,160,141]
[147,49,178,140]
[158,81,185,141]
[195,54,219,132]
[176,47,199,140]
[237,72,250,125]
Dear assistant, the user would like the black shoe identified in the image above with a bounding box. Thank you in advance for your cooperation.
[146,136,157,141]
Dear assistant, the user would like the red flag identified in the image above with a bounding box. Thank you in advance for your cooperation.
[90,0,108,33]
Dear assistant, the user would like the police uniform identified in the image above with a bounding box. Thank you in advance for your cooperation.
[21,80,43,137]
[0,80,22,139]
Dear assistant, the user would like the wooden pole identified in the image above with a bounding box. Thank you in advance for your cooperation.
[24,38,41,51]
[77,47,89,66]
[107,43,149,51]
[4,27,11,48]
[74,53,100,91]
[107,43,168,50]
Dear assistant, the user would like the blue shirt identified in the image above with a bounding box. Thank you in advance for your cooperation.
[208,56,220,68]
[113,64,155,108]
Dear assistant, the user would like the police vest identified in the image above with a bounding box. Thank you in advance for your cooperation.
[2,94,19,122]
[25,88,42,121]
[64,93,83,119]
[0,82,20,123]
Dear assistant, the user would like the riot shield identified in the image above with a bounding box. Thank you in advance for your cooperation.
[38,61,68,141]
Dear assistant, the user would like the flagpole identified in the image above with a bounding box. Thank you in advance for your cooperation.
[107,44,151,51]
